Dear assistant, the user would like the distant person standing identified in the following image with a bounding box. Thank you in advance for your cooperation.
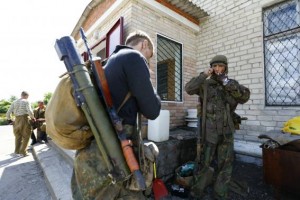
[6,91,35,157]
[34,100,47,143]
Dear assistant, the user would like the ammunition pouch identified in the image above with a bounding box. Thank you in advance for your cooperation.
[126,141,159,193]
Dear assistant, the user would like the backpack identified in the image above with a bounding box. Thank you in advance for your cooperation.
[45,75,94,150]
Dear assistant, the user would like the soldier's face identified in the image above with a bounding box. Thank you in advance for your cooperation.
[212,63,226,75]
[38,102,44,108]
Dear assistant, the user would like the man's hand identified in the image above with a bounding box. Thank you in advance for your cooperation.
[217,73,229,85]
[204,68,213,76]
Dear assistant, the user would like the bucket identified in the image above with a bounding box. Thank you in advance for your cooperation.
[185,109,198,128]
[148,110,170,142]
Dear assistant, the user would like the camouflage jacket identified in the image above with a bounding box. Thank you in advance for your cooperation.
[34,106,46,129]
[185,72,250,143]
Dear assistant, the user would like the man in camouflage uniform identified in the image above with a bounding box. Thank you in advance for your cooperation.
[185,55,250,199]
[34,100,47,143]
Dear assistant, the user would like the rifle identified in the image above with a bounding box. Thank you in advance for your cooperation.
[55,36,130,184]
[232,112,248,130]
[80,28,146,190]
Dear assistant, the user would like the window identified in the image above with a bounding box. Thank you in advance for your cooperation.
[106,17,124,58]
[157,34,183,102]
[82,17,124,62]
[263,0,300,106]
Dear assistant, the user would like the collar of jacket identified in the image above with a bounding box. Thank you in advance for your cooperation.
[205,75,220,85]
[113,45,133,54]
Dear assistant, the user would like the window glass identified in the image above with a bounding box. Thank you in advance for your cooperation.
[264,1,298,36]
[157,35,183,102]
[263,0,300,106]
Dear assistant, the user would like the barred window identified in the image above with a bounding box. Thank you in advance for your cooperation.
[157,34,183,102]
[263,0,300,106]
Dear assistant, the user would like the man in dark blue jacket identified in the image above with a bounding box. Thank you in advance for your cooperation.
[105,30,161,131]
[71,30,161,200]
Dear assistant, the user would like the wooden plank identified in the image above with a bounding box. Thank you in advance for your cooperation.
[155,0,199,24]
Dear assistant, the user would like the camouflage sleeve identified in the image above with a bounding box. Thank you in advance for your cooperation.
[185,72,208,95]
[224,79,250,104]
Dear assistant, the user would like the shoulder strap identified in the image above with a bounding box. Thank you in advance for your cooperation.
[117,92,132,113]
[201,81,208,144]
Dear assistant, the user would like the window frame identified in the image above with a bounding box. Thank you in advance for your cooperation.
[263,0,300,106]
[156,33,183,103]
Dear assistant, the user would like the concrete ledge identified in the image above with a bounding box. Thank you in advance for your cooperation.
[234,140,263,166]
[49,140,76,167]
[234,139,262,157]
[32,143,73,200]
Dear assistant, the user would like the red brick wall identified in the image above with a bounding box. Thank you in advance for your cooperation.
[75,0,117,40]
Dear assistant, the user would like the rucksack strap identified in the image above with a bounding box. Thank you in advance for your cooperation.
[117,92,132,113]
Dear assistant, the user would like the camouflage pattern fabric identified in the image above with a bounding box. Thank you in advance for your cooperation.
[191,134,234,199]
[34,107,46,130]
[34,106,47,142]
[185,72,250,199]
[71,139,146,200]
[71,124,157,200]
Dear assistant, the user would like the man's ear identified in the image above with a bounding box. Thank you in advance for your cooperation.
[142,39,148,50]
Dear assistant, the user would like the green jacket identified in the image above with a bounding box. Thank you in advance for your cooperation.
[34,106,46,129]
[185,73,250,143]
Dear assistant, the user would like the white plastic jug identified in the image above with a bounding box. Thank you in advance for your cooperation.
[148,110,170,142]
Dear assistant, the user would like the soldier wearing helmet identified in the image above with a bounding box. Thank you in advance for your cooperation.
[185,55,250,199]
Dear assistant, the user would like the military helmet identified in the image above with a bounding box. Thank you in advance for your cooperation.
[209,55,228,73]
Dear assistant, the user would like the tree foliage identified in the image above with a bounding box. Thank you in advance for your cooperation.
[0,92,52,114]
[0,100,11,113]
[43,92,52,105]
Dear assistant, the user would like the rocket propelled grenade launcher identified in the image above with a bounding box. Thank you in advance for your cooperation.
[54,36,130,184]
[80,28,146,190]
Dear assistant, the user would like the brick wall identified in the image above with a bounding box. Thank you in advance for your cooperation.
[192,0,300,142]
[128,0,199,128]
[78,0,300,141]
[74,0,117,40]
[76,0,195,128]
[87,0,200,128]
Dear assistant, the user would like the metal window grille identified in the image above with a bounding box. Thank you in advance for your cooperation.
[157,34,183,102]
[263,0,300,106]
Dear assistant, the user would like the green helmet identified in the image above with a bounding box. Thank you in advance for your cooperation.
[210,55,228,65]
[209,55,228,73]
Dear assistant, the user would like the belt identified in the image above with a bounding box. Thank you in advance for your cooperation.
[15,114,29,118]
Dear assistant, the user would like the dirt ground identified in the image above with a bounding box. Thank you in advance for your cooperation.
[159,158,299,200]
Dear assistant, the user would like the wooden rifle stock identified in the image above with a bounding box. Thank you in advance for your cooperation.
[93,60,141,173]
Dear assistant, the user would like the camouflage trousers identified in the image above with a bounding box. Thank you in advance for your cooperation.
[71,139,146,200]
[71,124,158,200]
[191,134,234,199]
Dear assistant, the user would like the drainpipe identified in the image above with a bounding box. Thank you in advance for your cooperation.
[71,0,104,38]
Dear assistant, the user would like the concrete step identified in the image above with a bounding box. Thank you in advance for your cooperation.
[32,141,75,200]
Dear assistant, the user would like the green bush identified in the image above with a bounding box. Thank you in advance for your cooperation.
[0,100,11,113]
[0,113,9,125]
